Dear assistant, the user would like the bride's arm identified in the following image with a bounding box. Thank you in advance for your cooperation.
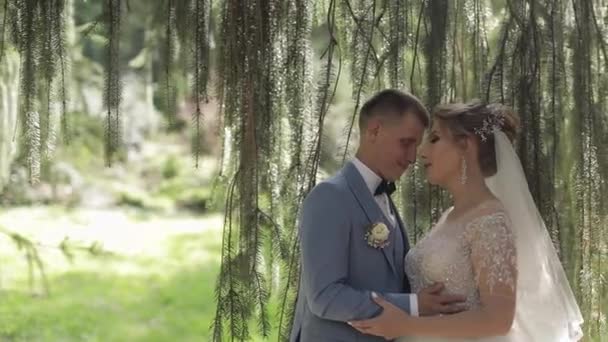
[351,212,517,339]
[352,288,515,339]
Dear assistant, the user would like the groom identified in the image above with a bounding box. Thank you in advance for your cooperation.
[290,89,466,342]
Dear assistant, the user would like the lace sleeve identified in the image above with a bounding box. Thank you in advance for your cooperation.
[464,211,517,296]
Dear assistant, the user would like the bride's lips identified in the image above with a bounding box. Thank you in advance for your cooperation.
[423,163,432,169]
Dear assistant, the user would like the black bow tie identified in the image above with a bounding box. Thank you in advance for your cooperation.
[374,180,396,197]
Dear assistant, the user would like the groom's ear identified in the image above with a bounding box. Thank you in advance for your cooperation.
[367,118,382,142]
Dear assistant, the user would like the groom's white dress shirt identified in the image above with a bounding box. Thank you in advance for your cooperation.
[352,158,419,316]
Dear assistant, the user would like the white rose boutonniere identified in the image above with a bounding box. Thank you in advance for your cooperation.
[365,222,390,249]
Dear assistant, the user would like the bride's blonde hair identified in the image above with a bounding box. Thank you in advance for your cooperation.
[432,101,520,177]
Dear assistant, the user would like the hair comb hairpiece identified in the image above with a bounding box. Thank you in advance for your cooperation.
[474,108,505,142]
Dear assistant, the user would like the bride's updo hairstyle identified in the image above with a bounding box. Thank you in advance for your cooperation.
[432,101,520,177]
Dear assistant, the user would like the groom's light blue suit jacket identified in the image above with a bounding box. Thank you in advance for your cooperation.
[290,161,413,342]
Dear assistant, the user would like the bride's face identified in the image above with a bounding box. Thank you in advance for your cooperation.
[419,119,464,186]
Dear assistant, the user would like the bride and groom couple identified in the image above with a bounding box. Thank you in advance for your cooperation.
[289,89,583,342]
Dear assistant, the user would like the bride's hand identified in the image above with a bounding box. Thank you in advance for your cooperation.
[349,292,412,339]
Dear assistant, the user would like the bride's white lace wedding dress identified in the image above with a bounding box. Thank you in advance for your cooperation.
[397,131,583,342]
[400,200,516,342]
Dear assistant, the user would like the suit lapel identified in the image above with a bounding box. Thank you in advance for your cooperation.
[389,197,410,252]
[343,162,398,277]
[388,195,412,291]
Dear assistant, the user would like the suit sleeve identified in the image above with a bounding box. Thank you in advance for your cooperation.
[300,182,413,322]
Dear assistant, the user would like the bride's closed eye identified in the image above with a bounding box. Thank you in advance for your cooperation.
[428,134,439,144]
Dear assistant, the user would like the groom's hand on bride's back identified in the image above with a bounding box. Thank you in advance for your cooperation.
[418,283,467,316]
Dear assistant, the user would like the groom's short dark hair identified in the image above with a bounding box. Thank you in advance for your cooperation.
[358,89,430,130]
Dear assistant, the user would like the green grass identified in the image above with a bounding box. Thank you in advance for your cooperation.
[0,210,224,342]
[0,264,218,341]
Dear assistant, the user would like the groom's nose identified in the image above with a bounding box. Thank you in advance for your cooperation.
[407,148,417,164]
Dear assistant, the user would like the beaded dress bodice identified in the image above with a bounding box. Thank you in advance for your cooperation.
[405,200,516,312]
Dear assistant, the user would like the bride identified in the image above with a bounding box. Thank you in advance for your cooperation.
[349,102,583,341]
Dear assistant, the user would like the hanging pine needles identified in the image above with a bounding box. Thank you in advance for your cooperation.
[164,0,177,129]
[103,0,122,166]
[191,0,210,168]
[212,0,280,339]
[6,0,69,183]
